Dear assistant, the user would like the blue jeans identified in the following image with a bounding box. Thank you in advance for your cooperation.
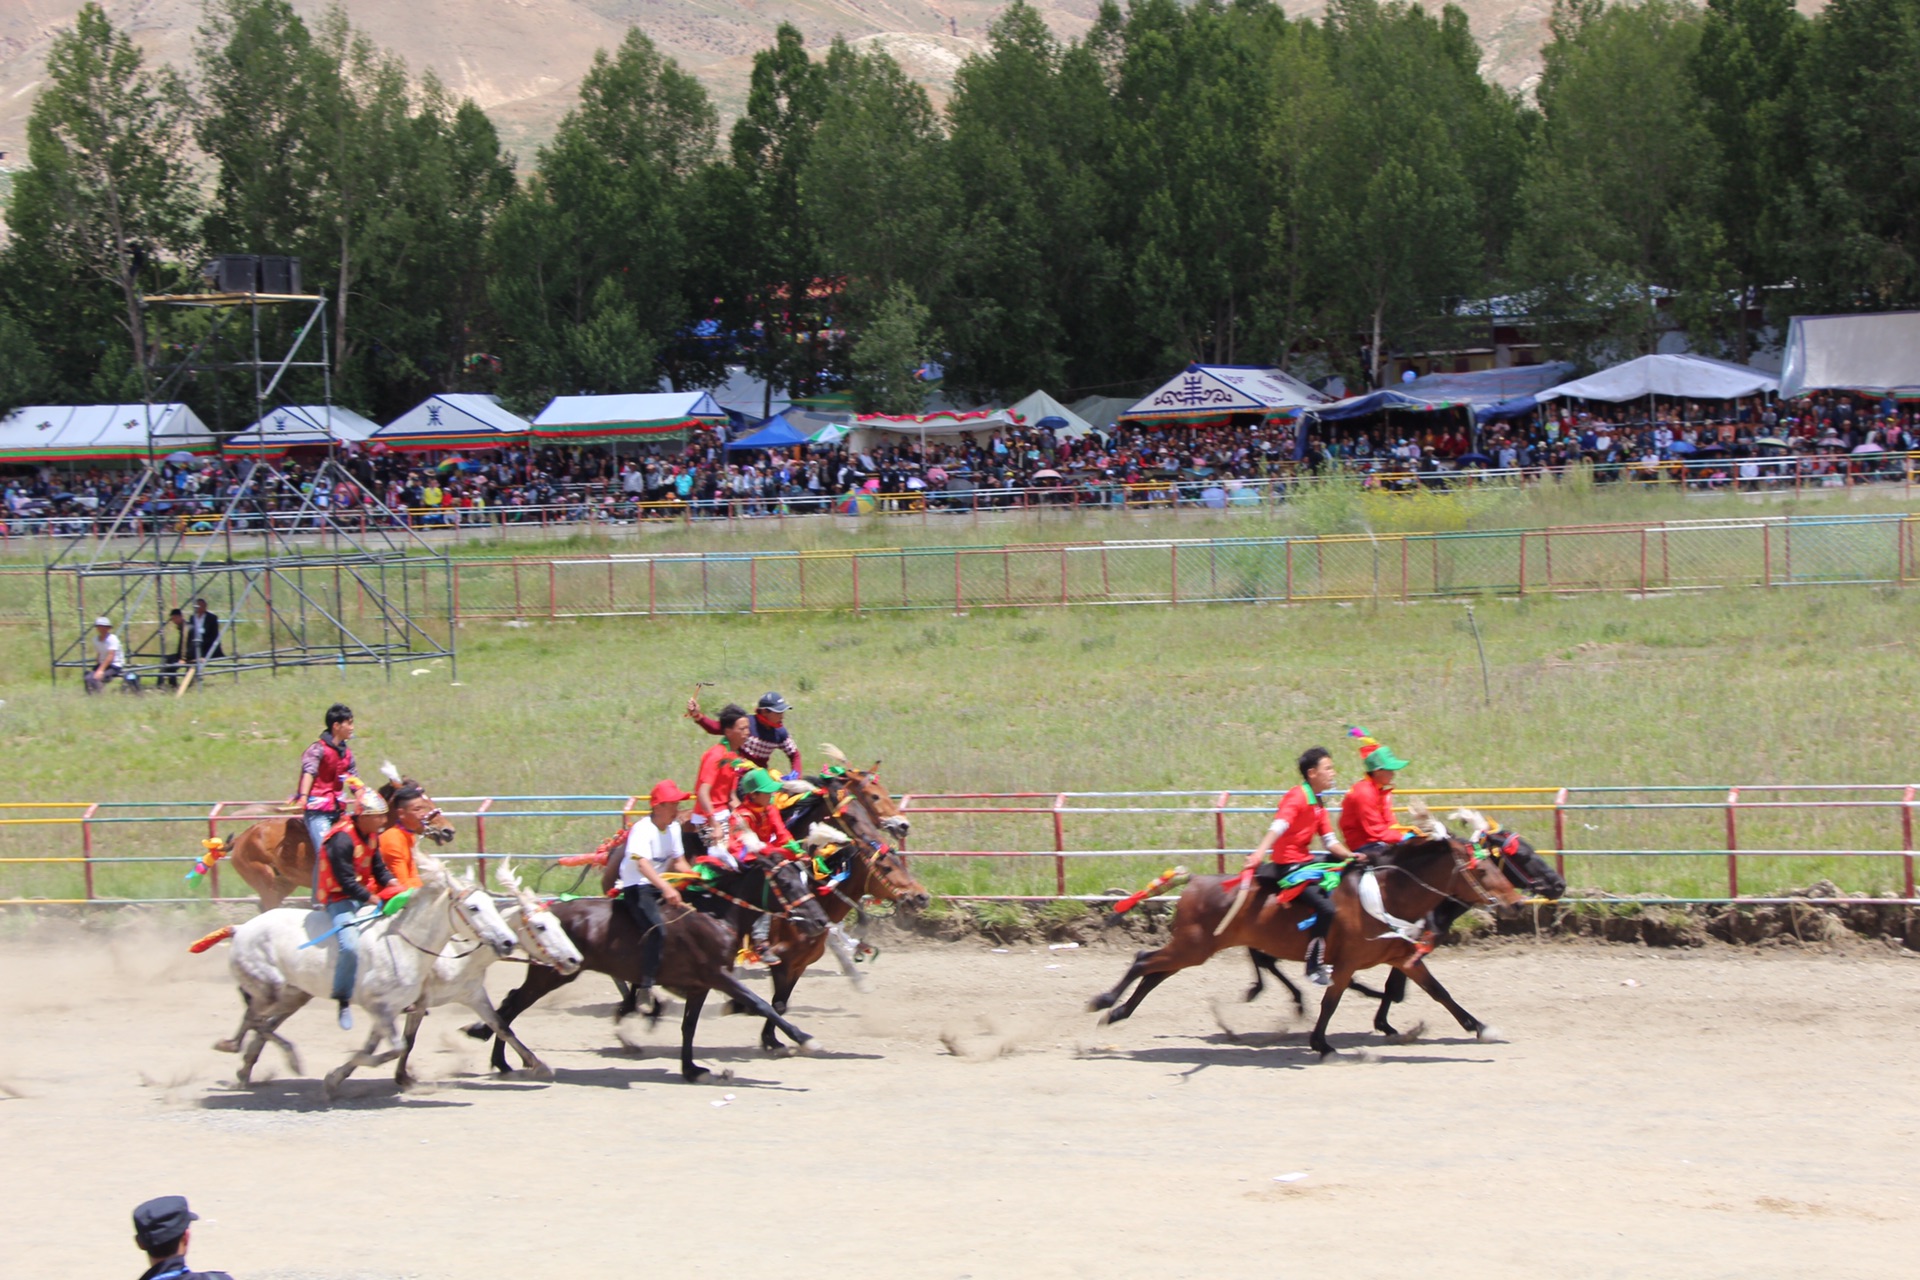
[306,813,335,900]
[326,899,363,1003]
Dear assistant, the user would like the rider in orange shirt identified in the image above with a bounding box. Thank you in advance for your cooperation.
[375,785,437,892]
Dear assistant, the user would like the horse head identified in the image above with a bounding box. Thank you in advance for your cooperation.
[803,812,930,912]
[1448,836,1526,908]
[497,860,584,973]
[820,742,910,842]
[1449,808,1565,900]
[425,852,516,957]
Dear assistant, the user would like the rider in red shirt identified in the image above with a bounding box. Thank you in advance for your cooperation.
[1243,746,1356,984]
[1337,727,1418,854]
[692,704,754,850]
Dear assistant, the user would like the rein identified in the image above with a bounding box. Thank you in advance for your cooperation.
[1369,844,1503,912]
[388,888,485,960]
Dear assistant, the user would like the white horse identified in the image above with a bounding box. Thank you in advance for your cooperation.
[392,862,585,1087]
[226,851,517,1100]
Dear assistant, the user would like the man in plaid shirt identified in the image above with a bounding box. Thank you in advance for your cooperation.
[687,691,802,776]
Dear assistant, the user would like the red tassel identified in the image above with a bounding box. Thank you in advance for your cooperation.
[187,925,234,954]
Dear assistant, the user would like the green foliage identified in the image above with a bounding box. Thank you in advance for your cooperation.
[848,283,937,414]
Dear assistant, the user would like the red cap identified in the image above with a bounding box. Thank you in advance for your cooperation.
[649,780,692,806]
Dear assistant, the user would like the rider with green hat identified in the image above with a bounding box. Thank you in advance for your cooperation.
[1336,726,1419,855]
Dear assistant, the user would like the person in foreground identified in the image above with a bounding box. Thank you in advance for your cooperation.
[132,1195,233,1280]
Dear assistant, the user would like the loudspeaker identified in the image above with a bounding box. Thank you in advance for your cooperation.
[259,255,302,294]
[201,254,260,293]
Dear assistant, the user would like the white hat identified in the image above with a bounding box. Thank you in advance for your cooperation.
[94,616,112,627]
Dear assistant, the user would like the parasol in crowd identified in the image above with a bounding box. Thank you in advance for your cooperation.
[835,492,877,515]
[1030,468,1062,481]
[1666,440,1696,455]
[165,451,197,467]
[1453,452,1493,466]
[1753,436,1791,449]
[926,465,948,485]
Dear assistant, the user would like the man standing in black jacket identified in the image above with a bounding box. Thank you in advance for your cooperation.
[185,598,223,677]
[131,1195,234,1280]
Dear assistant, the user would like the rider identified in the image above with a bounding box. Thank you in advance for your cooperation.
[315,784,396,1030]
[294,704,357,899]
[729,768,801,860]
[604,781,695,999]
[375,784,434,893]
[691,704,754,851]
[1242,746,1358,986]
[1336,726,1420,856]
[688,691,803,777]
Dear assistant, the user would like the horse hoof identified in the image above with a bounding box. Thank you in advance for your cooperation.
[212,1038,239,1053]
[529,1063,555,1081]
[762,1042,791,1058]
[461,1022,492,1041]
[1086,993,1114,1013]
[1476,1025,1505,1043]
[395,1074,415,1092]
[797,1037,824,1057]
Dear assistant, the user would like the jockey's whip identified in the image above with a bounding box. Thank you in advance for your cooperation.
[1214,870,1256,936]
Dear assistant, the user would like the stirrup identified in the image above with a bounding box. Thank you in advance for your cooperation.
[1413,929,1438,960]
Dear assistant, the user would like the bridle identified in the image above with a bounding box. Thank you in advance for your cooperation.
[1370,840,1505,911]
[1473,830,1549,894]
[509,903,575,970]
[386,883,491,959]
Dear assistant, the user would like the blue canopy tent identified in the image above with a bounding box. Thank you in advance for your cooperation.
[1302,389,1463,423]
[726,412,813,451]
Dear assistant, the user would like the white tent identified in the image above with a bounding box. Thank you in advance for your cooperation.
[531,391,727,443]
[0,403,216,463]
[1122,364,1331,424]
[226,404,381,455]
[1534,353,1777,405]
[1778,312,1920,399]
[847,409,1018,454]
[1008,390,1095,439]
[370,394,530,451]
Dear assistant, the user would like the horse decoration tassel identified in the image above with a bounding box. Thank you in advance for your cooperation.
[186,837,227,883]
[1113,865,1190,914]
[187,924,235,953]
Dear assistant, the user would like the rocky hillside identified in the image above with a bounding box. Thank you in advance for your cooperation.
[0,0,1684,166]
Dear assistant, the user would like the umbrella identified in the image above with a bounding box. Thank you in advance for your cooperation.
[1454,452,1493,466]
[1665,440,1696,456]
[809,423,849,445]
[1852,442,1885,454]
[1030,468,1062,481]
[926,466,948,485]
[861,477,880,492]
[1753,437,1790,448]
[435,455,466,474]
[165,450,196,466]
[835,493,877,515]
[1036,415,1070,431]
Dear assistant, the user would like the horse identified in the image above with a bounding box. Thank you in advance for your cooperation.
[479,853,831,1083]
[1088,834,1525,1058]
[751,803,930,1054]
[391,862,586,1087]
[1242,809,1566,1036]
[819,743,910,843]
[222,851,517,1100]
[221,772,456,910]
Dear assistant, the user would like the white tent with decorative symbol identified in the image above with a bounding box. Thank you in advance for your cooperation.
[370,393,530,452]
[225,404,382,456]
[0,403,216,463]
[1120,364,1331,427]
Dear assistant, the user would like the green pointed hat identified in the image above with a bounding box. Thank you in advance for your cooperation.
[1347,725,1409,772]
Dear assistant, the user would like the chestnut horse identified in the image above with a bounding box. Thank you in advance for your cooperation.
[478,855,830,1082]
[1242,811,1566,1036]
[1088,836,1523,1057]
[221,781,454,909]
[753,803,930,1053]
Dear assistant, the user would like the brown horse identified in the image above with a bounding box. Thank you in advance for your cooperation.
[1088,837,1524,1058]
[754,801,930,1053]
[479,855,831,1082]
[819,743,910,843]
[221,781,454,909]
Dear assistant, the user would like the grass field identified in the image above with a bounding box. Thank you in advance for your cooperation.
[3,533,1916,903]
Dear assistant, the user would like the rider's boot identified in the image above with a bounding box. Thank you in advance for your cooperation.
[1305,936,1332,987]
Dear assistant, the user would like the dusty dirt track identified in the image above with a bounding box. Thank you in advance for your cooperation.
[2,924,1917,1279]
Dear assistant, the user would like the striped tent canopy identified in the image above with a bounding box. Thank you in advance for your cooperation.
[531,392,727,443]
[225,404,381,457]
[370,393,530,451]
[0,403,216,463]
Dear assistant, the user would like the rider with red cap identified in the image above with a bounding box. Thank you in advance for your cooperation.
[605,780,698,998]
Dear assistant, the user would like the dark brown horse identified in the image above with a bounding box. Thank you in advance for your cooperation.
[753,808,929,1053]
[1089,837,1524,1057]
[478,855,830,1082]
[1242,811,1566,1037]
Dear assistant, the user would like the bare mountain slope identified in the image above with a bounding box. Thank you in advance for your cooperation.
[0,0,1795,169]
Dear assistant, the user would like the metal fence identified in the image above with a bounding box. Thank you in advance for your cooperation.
[2,783,1912,907]
[5,512,1917,628]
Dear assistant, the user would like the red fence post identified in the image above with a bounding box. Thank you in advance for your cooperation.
[1285,540,1294,602]
[1552,787,1568,878]
[1903,785,1915,900]
[1214,790,1231,874]
[1725,787,1740,897]
[80,802,98,901]
[954,551,963,612]
[1052,793,1068,897]
[1639,528,1648,596]
[474,797,493,887]
[1762,523,1772,587]
[548,562,557,617]
[1060,547,1069,605]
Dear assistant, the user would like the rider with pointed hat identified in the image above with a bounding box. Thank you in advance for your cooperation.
[1337,726,1420,855]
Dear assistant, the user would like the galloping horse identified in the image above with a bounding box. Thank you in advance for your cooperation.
[819,743,910,844]
[1089,835,1524,1057]
[479,854,831,1082]
[221,772,455,910]
[752,791,929,1053]
[1242,809,1566,1037]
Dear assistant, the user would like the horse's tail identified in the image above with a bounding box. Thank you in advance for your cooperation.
[188,925,235,954]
